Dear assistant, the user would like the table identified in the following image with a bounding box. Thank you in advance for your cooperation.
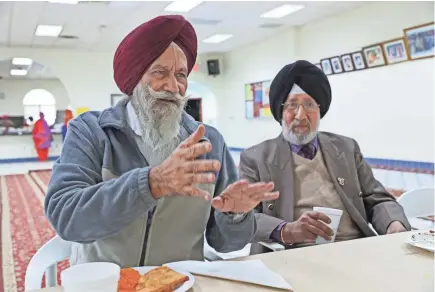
[33,231,434,292]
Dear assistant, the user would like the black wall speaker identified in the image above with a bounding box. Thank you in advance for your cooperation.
[206,59,220,76]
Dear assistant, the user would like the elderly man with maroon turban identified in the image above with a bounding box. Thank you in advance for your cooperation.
[45,15,278,267]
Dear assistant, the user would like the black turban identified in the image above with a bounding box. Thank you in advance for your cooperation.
[269,60,332,123]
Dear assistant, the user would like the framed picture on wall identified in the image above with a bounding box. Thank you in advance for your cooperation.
[351,51,366,70]
[404,22,435,60]
[244,80,272,119]
[362,44,386,68]
[320,58,333,75]
[341,54,354,72]
[382,38,409,64]
[330,56,343,74]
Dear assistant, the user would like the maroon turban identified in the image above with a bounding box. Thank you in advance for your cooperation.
[113,15,197,95]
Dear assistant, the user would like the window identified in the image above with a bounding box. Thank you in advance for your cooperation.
[23,89,56,126]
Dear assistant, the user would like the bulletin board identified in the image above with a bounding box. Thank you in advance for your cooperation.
[244,80,272,119]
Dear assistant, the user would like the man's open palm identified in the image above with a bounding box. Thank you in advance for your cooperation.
[211,180,279,213]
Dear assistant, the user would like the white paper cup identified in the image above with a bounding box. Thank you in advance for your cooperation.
[313,207,343,244]
[61,262,120,292]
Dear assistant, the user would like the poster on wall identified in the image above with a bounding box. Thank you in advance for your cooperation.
[244,80,272,119]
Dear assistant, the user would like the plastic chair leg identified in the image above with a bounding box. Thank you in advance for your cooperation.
[45,265,57,287]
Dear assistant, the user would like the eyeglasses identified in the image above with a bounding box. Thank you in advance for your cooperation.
[282,101,320,113]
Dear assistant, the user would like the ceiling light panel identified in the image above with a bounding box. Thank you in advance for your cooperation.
[35,25,63,37]
[10,69,28,76]
[164,0,203,12]
[12,58,33,66]
[203,34,233,44]
[261,4,305,19]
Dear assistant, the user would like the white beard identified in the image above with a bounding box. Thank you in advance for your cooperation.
[130,83,188,161]
[282,112,320,145]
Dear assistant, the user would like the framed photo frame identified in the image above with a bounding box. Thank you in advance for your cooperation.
[330,56,343,74]
[362,44,386,68]
[111,94,125,106]
[340,54,355,72]
[404,22,434,60]
[382,38,409,64]
[320,58,333,75]
[244,80,272,119]
[351,51,366,70]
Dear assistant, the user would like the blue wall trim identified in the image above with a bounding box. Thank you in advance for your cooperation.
[0,156,60,164]
[228,147,434,171]
[1,148,433,172]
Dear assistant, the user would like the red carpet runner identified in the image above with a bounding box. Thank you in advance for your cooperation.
[1,173,68,292]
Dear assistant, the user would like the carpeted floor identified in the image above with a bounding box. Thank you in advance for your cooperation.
[0,171,68,292]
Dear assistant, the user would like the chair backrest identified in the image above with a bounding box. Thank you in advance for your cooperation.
[397,187,435,218]
[25,235,71,291]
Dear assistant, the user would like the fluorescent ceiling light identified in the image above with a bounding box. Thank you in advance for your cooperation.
[203,34,233,44]
[261,4,305,19]
[47,1,79,4]
[12,58,33,66]
[164,0,203,12]
[35,25,63,37]
[10,69,28,76]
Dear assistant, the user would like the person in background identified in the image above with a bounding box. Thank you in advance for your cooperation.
[61,109,74,141]
[32,112,52,161]
[239,60,410,254]
[45,15,278,268]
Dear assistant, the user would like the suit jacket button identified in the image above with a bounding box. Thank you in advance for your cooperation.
[267,204,274,210]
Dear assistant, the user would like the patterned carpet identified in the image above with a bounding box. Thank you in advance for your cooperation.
[0,171,68,292]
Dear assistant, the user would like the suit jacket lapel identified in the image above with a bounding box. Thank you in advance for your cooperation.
[318,133,374,235]
[269,135,294,222]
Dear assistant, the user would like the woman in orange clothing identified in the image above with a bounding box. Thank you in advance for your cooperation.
[61,109,73,142]
[32,112,52,161]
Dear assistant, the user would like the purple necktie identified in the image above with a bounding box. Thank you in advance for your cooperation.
[299,144,316,160]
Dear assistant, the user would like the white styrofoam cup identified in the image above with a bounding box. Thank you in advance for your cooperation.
[313,207,343,244]
[61,262,120,292]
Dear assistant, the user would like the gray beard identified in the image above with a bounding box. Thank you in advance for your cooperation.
[282,113,320,145]
[130,83,188,161]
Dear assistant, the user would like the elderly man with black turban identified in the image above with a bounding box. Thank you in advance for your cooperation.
[239,60,410,254]
[45,15,278,267]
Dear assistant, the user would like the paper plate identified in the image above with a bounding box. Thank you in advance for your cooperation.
[133,266,194,292]
[407,230,435,252]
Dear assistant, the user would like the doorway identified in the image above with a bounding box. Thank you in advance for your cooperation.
[185,98,202,122]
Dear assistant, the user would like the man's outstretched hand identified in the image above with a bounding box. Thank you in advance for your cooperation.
[211,180,279,213]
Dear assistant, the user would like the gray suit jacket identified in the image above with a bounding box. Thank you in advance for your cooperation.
[239,132,411,254]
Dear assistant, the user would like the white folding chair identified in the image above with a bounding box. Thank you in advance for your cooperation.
[396,187,435,230]
[397,187,434,218]
[25,235,71,291]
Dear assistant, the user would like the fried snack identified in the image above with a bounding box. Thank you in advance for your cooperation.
[136,266,189,292]
[119,268,141,292]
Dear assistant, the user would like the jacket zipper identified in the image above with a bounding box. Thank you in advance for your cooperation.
[139,206,155,266]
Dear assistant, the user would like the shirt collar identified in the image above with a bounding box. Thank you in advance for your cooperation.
[126,101,142,136]
[291,136,318,153]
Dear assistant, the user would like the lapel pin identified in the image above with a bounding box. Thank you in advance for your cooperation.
[337,177,345,186]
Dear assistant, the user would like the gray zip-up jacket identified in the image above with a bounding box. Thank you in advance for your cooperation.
[44,99,256,267]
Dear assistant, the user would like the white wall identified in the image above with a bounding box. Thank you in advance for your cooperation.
[0,2,433,163]
[0,78,70,115]
[215,1,434,162]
